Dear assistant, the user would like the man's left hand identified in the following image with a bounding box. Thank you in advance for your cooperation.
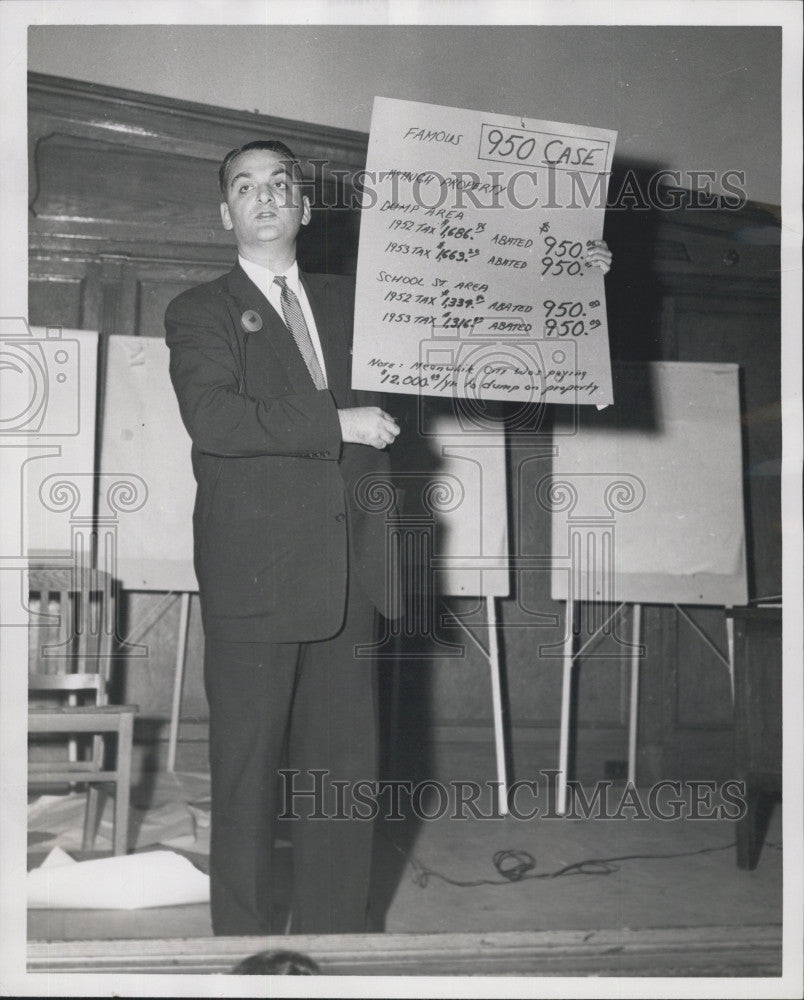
[584,240,613,275]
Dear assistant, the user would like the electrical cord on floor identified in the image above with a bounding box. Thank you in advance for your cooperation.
[379,832,742,889]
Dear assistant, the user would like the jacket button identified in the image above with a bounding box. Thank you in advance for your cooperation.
[335,513,345,522]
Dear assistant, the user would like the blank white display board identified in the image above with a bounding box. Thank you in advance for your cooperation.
[426,412,509,598]
[550,361,748,606]
[100,336,197,592]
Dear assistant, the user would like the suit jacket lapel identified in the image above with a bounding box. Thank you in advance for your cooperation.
[224,262,316,395]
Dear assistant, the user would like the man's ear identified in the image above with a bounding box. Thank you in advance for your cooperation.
[300,195,312,228]
[220,202,233,230]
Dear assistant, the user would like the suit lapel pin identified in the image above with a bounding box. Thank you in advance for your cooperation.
[241,310,263,333]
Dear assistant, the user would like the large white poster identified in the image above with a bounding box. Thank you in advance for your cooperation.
[100,335,197,592]
[549,362,748,606]
[352,97,617,406]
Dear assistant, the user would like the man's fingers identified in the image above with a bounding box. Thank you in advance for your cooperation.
[338,406,401,448]
[377,413,400,448]
[585,247,612,273]
[585,240,612,272]
[358,409,400,449]
[377,410,400,438]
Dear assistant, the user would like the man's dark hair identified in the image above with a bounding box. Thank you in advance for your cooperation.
[218,140,302,196]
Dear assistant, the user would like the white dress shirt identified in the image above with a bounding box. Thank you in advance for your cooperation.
[238,256,329,384]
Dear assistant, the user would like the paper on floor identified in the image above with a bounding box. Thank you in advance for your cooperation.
[27,847,209,909]
[28,791,198,853]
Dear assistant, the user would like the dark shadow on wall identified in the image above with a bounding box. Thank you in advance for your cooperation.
[316,161,674,927]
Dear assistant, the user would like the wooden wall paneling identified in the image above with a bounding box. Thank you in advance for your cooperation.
[27,258,86,329]
[116,592,207,719]
[80,260,103,332]
[28,71,368,266]
[133,260,235,338]
[674,608,734,731]
[30,132,228,249]
[115,264,139,339]
[94,258,123,335]
[650,280,780,779]
[26,254,108,333]
[28,72,369,171]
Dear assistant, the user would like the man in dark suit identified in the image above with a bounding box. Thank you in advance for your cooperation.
[164,140,400,936]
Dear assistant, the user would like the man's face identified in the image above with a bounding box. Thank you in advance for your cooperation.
[220,148,311,262]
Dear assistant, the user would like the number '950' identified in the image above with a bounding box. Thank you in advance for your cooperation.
[480,126,538,163]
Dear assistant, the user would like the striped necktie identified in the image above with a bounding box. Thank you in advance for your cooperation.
[274,275,327,389]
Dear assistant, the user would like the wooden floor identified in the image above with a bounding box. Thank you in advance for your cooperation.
[25,776,786,980]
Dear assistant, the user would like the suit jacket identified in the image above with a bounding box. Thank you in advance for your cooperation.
[164,263,397,643]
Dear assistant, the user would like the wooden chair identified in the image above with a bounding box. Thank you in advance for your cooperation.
[28,565,137,856]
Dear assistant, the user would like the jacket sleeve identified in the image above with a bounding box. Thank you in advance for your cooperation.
[165,291,343,459]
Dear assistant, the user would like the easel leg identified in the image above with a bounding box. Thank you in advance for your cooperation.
[725,611,735,702]
[557,601,575,816]
[487,596,508,816]
[628,603,641,787]
[388,631,401,776]
[167,592,191,773]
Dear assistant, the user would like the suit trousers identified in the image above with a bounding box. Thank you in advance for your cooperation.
[203,579,379,936]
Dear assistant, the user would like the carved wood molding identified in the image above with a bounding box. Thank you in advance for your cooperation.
[28,71,369,173]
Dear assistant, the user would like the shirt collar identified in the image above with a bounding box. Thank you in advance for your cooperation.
[238,255,300,296]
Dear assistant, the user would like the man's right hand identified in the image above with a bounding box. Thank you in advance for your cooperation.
[338,407,400,450]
